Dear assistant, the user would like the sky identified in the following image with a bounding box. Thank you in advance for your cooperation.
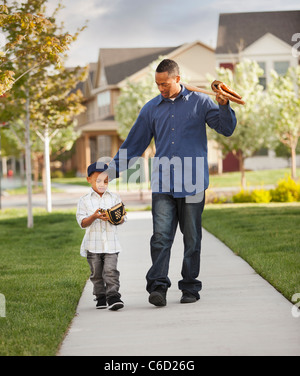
[42,0,300,67]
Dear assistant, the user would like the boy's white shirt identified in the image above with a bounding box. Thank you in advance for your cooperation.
[76,187,124,257]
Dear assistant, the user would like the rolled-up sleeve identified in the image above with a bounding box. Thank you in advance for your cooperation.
[76,198,88,229]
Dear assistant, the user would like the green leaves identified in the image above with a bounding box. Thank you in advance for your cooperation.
[207,60,268,159]
[0,1,74,95]
[265,66,300,178]
[0,69,15,95]
[0,0,88,159]
[208,61,300,182]
[267,66,300,139]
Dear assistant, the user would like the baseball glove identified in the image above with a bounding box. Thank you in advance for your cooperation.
[99,202,126,225]
[211,80,245,105]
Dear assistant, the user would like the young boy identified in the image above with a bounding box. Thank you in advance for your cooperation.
[76,161,125,311]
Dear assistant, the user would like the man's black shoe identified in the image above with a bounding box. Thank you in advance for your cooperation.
[149,289,167,307]
[180,291,198,304]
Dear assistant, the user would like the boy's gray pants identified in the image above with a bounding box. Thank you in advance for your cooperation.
[87,251,121,299]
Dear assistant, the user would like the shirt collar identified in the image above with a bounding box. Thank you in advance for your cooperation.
[156,84,191,106]
[89,187,112,198]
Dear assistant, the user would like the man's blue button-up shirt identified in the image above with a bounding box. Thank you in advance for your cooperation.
[110,85,237,197]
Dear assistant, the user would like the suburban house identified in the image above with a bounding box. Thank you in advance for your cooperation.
[72,41,220,176]
[215,10,300,171]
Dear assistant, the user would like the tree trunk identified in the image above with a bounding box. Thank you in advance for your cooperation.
[33,153,39,189]
[291,145,297,180]
[25,94,33,228]
[44,125,52,212]
[238,152,246,190]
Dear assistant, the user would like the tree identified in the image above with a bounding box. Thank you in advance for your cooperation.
[0,2,72,95]
[265,66,300,180]
[4,66,87,212]
[0,0,84,227]
[207,60,271,189]
[31,65,87,212]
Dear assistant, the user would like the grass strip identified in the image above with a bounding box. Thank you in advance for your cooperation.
[202,203,300,302]
[0,208,89,356]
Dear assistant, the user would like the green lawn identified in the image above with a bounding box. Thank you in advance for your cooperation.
[208,168,300,188]
[202,203,300,302]
[0,208,89,356]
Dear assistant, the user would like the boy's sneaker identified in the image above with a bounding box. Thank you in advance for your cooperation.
[107,295,124,311]
[149,288,167,307]
[96,295,107,309]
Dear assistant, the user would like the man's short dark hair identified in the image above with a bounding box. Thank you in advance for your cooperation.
[156,59,180,77]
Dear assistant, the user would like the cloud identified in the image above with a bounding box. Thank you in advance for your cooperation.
[44,0,300,66]
[64,0,111,20]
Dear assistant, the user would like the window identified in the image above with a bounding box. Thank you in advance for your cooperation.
[274,61,289,76]
[90,137,97,163]
[97,91,110,118]
[257,62,266,89]
[219,63,234,71]
[89,136,112,163]
[97,135,112,158]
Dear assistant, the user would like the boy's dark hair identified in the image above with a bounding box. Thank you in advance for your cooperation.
[156,59,180,77]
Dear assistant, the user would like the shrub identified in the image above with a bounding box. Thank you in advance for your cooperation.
[251,189,272,203]
[64,169,76,178]
[232,176,300,203]
[212,196,231,204]
[270,176,300,202]
[232,188,272,203]
[232,189,252,203]
[51,170,64,179]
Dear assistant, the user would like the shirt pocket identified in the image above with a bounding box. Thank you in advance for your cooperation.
[180,113,202,139]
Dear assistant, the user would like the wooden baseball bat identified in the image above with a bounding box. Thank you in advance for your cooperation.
[181,82,245,105]
[181,82,216,97]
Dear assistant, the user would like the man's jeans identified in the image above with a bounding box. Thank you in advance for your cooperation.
[146,192,205,299]
[87,252,121,299]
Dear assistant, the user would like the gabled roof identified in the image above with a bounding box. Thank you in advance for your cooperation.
[74,62,97,98]
[216,10,300,54]
[88,62,98,87]
[99,46,181,85]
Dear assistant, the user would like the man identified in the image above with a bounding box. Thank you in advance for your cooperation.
[107,59,237,307]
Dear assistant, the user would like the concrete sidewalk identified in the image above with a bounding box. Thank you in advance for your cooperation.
[58,211,300,356]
